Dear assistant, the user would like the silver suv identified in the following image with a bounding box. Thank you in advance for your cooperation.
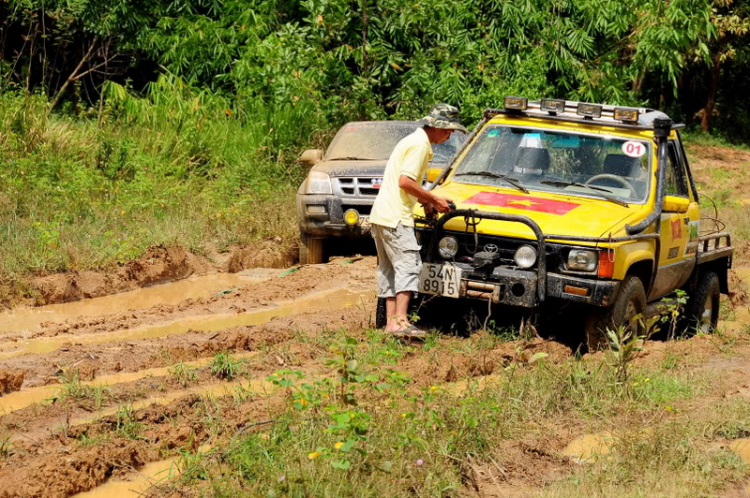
[296,121,465,263]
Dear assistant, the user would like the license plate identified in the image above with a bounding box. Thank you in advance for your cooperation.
[420,263,462,298]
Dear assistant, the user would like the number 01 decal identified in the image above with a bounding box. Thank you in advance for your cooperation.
[622,141,646,158]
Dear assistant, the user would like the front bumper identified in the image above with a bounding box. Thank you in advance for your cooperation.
[439,265,618,308]
[420,209,620,309]
[297,194,374,238]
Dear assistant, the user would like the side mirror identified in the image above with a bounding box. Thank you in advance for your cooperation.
[300,149,323,168]
[426,167,443,183]
[663,195,689,213]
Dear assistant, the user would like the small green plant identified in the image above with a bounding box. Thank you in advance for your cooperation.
[115,404,142,440]
[607,314,659,385]
[169,361,198,386]
[659,289,688,339]
[210,352,244,380]
[57,370,110,410]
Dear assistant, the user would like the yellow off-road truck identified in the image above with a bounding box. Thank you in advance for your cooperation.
[376,98,734,348]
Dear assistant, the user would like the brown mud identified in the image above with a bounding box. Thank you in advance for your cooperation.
[0,235,747,496]
[1,240,298,310]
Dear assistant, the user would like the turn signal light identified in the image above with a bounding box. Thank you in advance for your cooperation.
[614,107,639,123]
[504,96,528,111]
[564,285,589,297]
[598,250,615,278]
[576,103,602,118]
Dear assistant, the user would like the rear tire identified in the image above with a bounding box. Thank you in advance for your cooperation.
[585,275,646,351]
[682,271,720,335]
[299,231,325,265]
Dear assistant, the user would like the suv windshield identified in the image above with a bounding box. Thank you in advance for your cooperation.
[453,125,652,203]
[327,123,465,163]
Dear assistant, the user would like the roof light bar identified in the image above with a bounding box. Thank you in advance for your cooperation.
[576,103,602,119]
[540,99,566,114]
[614,107,639,123]
[503,96,528,111]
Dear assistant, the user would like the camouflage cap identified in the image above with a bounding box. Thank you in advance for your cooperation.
[419,103,467,133]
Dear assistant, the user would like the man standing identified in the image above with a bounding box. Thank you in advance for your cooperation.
[370,104,467,338]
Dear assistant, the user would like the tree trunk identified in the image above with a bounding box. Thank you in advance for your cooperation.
[47,37,98,115]
[700,54,721,133]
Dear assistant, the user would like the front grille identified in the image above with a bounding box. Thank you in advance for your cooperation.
[335,177,382,197]
[424,230,563,270]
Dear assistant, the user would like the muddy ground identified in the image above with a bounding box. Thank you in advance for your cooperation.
[0,252,748,497]
[0,145,748,496]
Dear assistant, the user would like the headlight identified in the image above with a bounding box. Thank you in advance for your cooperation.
[514,245,537,269]
[438,236,459,259]
[304,171,332,195]
[568,249,598,272]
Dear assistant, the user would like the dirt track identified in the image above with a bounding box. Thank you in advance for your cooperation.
[0,255,749,496]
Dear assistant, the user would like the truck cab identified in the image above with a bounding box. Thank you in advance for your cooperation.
[378,98,733,348]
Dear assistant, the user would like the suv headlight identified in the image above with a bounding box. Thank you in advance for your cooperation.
[304,171,332,195]
[438,236,459,259]
[567,249,598,272]
[514,245,537,269]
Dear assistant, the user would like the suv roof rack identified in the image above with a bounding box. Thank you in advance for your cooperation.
[483,99,684,132]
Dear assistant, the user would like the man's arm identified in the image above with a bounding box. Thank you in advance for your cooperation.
[398,175,452,213]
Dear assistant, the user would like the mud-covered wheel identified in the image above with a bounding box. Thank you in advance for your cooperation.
[299,231,325,265]
[682,271,720,335]
[376,297,387,329]
[585,275,646,351]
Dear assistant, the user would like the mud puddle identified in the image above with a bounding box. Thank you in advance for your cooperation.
[0,352,258,414]
[0,273,269,334]
[0,287,370,359]
[73,445,212,498]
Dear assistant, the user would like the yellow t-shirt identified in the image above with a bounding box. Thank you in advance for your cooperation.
[370,127,433,228]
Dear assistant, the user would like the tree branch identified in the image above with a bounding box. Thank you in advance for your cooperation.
[47,36,99,114]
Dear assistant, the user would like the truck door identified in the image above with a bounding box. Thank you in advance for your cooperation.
[649,139,699,300]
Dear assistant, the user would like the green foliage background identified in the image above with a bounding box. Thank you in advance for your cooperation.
[0,0,748,288]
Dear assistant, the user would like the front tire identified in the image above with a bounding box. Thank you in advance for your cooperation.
[585,275,647,351]
[299,231,326,265]
[682,271,720,335]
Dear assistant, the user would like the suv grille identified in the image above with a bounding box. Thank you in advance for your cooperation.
[336,177,382,197]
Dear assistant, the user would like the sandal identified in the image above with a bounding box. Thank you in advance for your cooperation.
[389,324,426,340]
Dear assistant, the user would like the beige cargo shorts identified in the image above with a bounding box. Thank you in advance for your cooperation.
[371,223,422,298]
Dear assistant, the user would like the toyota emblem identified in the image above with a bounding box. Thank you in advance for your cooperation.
[484,244,499,253]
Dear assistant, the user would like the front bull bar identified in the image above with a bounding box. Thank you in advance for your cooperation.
[429,209,547,303]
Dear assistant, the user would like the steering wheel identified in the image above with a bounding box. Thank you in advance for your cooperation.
[585,174,637,197]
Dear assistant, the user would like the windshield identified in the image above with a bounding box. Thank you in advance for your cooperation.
[453,125,652,203]
[327,123,465,163]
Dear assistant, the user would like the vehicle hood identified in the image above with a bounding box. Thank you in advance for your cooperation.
[426,183,651,243]
[312,159,449,177]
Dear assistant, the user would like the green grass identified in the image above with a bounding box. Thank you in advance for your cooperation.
[210,352,245,380]
[0,84,338,296]
[165,332,735,497]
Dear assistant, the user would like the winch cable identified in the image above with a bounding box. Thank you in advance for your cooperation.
[464,211,481,254]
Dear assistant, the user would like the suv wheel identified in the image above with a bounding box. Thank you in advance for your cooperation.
[299,231,326,265]
[585,275,646,351]
[682,271,720,335]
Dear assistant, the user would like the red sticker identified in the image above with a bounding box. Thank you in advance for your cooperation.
[465,192,580,215]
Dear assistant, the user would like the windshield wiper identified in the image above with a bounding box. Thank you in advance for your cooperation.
[328,156,380,161]
[540,180,629,207]
[455,171,529,194]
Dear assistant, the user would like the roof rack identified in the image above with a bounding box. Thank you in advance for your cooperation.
[483,98,684,132]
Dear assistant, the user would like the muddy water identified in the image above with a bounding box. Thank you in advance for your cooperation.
[0,287,370,359]
[72,445,212,498]
[0,352,258,414]
[0,273,268,333]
